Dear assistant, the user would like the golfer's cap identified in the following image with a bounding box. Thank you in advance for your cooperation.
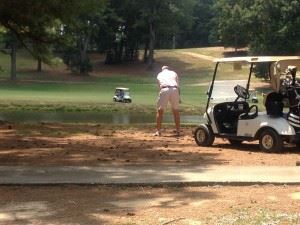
[162,65,169,71]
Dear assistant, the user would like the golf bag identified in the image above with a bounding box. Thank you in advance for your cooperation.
[287,87,300,131]
[284,66,300,131]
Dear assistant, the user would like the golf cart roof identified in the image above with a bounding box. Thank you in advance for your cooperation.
[116,87,129,90]
[214,56,300,63]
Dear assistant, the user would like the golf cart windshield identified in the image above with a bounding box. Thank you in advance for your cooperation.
[210,80,247,104]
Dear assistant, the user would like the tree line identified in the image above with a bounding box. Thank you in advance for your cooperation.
[0,0,299,79]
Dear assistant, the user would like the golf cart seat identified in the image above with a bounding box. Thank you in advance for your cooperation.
[265,92,284,117]
[239,104,258,120]
[214,101,250,133]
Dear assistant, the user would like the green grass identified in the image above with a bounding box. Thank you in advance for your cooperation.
[0,47,267,115]
[0,78,207,114]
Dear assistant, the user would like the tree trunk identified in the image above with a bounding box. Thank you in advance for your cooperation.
[172,34,176,49]
[117,40,124,63]
[143,40,149,63]
[79,36,89,75]
[37,57,42,72]
[134,44,139,61]
[234,32,238,55]
[10,41,17,81]
[105,49,114,64]
[147,21,155,70]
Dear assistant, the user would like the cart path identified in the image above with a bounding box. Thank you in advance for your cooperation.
[1,165,300,185]
[178,51,216,61]
[178,51,214,87]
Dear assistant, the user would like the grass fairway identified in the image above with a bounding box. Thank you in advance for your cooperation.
[0,49,216,114]
[0,77,208,114]
[0,47,264,115]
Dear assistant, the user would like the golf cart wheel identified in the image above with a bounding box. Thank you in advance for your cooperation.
[259,128,283,152]
[228,139,243,146]
[194,125,215,147]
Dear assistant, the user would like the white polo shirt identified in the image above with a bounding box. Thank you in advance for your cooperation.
[157,69,179,89]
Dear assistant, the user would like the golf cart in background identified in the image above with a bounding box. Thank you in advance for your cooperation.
[113,87,132,103]
[194,56,300,152]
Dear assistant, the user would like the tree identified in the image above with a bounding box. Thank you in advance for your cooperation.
[96,0,195,67]
[212,0,300,55]
[247,0,300,55]
[156,0,195,49]
[138,0,196,69]
[61,0,107,74]
[176,0,215,48]
[0,30,19,80]
[101,0,142,64]
[212,0,249,52]
[0,0,90,79]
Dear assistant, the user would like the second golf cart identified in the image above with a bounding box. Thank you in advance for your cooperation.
[113,87,132,103]
[194,56,300,152]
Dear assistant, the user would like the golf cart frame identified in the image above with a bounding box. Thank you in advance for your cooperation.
[194,56,300,152]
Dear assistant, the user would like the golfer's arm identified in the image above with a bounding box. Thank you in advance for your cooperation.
[157,80,161,90]
[176,76,180,95]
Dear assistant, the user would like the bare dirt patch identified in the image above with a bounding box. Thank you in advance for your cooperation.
[0,185,300,225]
[0,122,299,167]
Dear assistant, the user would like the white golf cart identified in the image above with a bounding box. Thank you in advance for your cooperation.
[113,87,132,103]
[194,56,300,152]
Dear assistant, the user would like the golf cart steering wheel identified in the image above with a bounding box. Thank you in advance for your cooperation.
[234,85,249,100]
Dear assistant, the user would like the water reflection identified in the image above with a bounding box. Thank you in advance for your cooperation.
[0,111,203,124]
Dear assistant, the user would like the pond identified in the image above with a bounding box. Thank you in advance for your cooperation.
[0,111,203,124]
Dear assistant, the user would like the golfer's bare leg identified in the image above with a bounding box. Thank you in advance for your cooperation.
[172,108,180,133]
[156,109,164,134]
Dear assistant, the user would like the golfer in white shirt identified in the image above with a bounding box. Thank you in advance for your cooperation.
[155,66,180,136]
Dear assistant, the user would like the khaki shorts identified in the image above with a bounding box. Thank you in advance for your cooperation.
[157,87,180,110]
